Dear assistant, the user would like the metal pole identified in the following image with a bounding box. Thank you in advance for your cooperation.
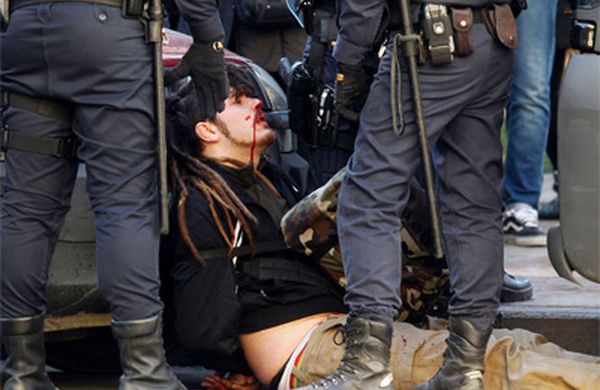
[398,0,444,259]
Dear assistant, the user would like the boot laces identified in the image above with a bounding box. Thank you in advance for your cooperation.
[310,362,358,389]
[463,370,483,380]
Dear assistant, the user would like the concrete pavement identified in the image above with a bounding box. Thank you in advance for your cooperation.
[500,175,600,355]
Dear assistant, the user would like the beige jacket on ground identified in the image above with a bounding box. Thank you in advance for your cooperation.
[291,316,600,390]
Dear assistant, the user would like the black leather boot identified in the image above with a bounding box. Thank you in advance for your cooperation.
[539,196,559,220]
[111,313,186,390]
[413,317,491,390]
[297,316,394,390]
[1,313,58,390]
[500,272,533,302]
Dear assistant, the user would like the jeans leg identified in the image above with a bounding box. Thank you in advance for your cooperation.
[503,0,558,208]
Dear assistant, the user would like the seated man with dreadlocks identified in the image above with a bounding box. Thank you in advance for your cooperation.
[162,63,347,388]
[162,63,600,390]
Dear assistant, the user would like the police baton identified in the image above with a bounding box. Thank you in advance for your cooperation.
[148,0,169,235]
[397,0,444,259]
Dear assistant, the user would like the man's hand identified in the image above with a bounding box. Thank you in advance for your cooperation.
[166,41,229,120]
[334,62,370,122]
[201,372,260,390]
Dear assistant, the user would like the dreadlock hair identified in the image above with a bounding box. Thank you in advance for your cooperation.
[166,62,278,263]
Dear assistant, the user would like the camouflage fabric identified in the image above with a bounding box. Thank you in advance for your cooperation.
[291,315,600,390]
[280,168,449,324]
[281,169,343,259]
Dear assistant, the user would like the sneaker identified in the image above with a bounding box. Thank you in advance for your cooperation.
[503,203,547,247]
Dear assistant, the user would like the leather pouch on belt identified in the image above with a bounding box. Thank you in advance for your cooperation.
[451,8,473,56]
[493,4,518,49]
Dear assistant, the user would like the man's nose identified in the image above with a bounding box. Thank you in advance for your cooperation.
[252,99,263,111]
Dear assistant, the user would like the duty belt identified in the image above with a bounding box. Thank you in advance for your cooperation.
[406,4,515,66]
[10,0,123,12]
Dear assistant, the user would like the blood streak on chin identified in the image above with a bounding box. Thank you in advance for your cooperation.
[250,121,257,164]
[245,115,252,122]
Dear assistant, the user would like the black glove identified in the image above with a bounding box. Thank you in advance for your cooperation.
[166,42,229,120]
[334,62,370,122]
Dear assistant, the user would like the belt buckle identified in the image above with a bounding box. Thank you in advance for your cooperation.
[55,137,76,159]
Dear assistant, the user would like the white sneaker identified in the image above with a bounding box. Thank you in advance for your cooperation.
[503,203,547,247]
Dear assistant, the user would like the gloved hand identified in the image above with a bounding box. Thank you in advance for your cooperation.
[334,62,370,122]
[166,41,229,120]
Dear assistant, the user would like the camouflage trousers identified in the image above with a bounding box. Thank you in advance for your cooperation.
[281,168,449,324]
[285,315,600,390]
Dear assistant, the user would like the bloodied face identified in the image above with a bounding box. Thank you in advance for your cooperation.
[214,89,277,149]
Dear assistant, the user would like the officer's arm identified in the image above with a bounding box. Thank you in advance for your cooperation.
[333,0,388,66]
[173,0,225,43]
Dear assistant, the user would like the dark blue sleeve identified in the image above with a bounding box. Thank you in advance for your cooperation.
[174,0,226,43]
[333,0,388,65]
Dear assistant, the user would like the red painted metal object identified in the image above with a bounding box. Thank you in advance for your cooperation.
[163,28,252,68]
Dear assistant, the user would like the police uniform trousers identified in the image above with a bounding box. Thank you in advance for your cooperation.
[337,24,512,330]
[0,3,162,321]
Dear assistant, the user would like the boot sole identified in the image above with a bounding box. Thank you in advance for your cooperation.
[504,234,547,247]
[501,285,533,302]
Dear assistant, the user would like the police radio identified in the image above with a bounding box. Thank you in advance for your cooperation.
[572,1,600,54]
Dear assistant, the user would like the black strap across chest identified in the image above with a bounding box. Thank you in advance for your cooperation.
[200,240,288,261]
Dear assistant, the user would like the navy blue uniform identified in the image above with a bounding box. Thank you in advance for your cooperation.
[296,0,363,191]
[335,0,513,331]
[302,42,358,191]
[0,0,224,322]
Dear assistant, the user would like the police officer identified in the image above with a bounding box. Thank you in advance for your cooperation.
[296,1,523,389]
[286,0,375,192]
[0,0,227,389]
[288,0,532,299]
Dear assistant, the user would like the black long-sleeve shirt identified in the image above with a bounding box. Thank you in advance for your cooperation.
[163,159,346,372]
